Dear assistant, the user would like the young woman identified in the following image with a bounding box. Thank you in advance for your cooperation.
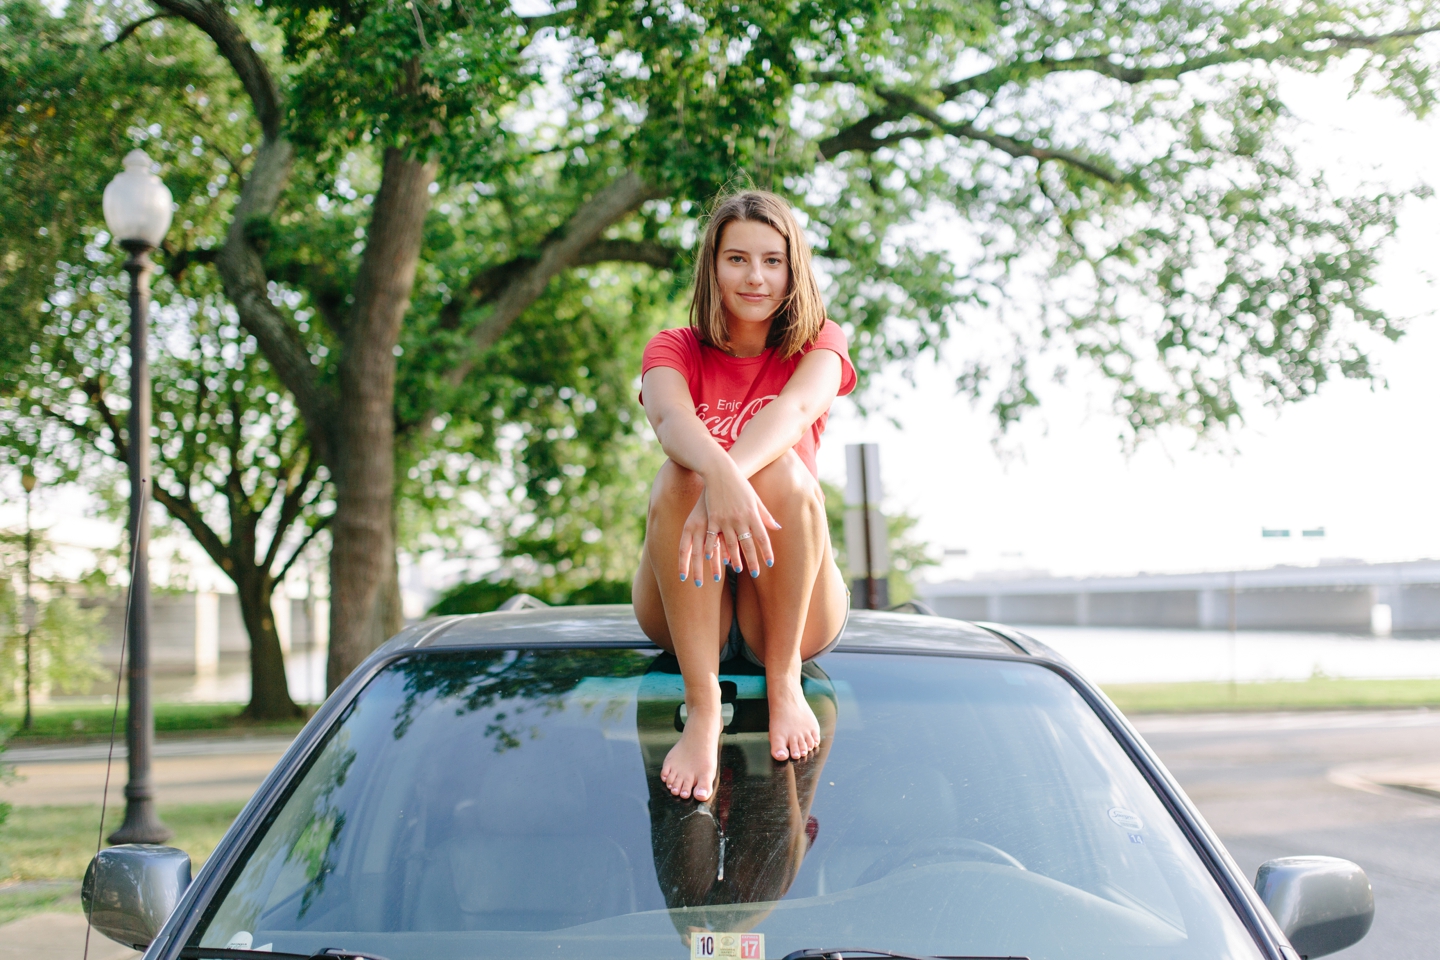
[632,190,857,802]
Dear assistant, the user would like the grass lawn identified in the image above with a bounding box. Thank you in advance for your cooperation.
[0,702,310,746]
[1103,676,1440,713]
[0,881,84,926]
[0,805,243,892]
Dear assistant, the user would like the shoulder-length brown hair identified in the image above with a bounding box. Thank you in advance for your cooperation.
[689,190,827,359]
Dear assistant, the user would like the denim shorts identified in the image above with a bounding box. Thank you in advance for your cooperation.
[718,567,849,666]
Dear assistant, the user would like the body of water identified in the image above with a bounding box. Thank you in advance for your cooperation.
[1016,626,1440,685]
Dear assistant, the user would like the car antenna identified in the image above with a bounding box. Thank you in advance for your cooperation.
[82,478,146,960]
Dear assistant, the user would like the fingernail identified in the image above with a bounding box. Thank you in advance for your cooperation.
[766,559,773,567]
[750,568,759,578]
[695,578,703,588]
[680,573,687,581]
[713,573,720,582]
[705,552,711,560]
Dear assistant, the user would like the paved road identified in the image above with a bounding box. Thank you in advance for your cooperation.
[1135,709,1440,960]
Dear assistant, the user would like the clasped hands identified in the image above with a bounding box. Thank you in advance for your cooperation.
[678,459,780,585]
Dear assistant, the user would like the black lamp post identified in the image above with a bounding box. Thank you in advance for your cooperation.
[103,149,173,845]
[21,470,35,731]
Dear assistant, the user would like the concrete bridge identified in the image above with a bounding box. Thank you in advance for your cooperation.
[918,559,1440,634]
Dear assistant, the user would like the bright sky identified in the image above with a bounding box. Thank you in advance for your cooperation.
[817,69,1440,581]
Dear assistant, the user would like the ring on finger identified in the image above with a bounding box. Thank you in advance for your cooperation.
[737,532,753,541]
[706,530,719,538]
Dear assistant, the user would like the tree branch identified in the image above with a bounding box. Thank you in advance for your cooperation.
[518,11,571,30]
[262,452,321,573]
[275,513,332,583]
[148,0,336,462]
[882,90,1123,182]
[572,238,687,271]
[823,88,1121,181]
[434,236,683,333]
[825,22,1440,164]
[83,377,128,463]
[150,482,234,576]
[442,171,662,389]
[99,13,175,52]
[942,24,1440,96]
[162,244,219,284]
[145,0,282,140]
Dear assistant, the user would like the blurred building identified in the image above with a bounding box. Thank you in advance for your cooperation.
[919,559,1440,634]
[79,590,328,677]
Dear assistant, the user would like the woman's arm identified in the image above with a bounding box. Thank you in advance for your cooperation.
[726,349,843,477]
[641,366,732,477]
[643,367,779,580]
[641,352,842,578]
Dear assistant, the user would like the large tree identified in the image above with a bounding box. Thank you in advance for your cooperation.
[0,10,325,717]
[7,0,1438,690]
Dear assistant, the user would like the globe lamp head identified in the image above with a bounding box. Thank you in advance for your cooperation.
[103,150,173,248]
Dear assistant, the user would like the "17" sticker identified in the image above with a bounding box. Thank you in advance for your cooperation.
[692,932,765,960]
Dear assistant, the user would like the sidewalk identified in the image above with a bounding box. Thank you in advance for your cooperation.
[0,912,138,960]
[2,735,295,807]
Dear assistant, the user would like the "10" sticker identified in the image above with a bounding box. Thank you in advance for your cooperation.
[691,932,764,960]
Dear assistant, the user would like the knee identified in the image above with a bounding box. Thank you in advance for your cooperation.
[649,459,703,518]
[751,451,821,511]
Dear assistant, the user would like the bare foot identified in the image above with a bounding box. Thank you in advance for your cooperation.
[662,699,723,800]
[767,674,821,761]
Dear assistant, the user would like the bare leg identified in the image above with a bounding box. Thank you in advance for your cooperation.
[632,460,732,800]
[734,451,848,762]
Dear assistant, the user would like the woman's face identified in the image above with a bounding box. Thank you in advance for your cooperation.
[715,219,790,334]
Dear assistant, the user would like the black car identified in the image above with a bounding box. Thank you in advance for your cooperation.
[84,604,1374,960]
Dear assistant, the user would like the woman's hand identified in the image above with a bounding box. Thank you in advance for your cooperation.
[679,459,780,581]
[678,495,721,586]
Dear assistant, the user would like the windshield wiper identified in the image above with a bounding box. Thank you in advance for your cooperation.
[782,950,1028,960]
[180,947,391,960]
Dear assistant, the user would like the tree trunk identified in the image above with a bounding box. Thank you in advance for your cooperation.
[327,148,437,692]
[368,541,405,649]
[235,573,302,720]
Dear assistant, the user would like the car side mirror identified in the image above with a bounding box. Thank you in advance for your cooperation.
[82,844,192,949]
[1255,856,1374,959]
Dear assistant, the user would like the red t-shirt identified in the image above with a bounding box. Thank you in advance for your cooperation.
[639,320,858,477]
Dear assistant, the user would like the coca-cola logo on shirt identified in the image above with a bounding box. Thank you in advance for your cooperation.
[694,395,779,444]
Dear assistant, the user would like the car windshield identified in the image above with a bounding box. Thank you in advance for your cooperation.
[189,648,1262,960]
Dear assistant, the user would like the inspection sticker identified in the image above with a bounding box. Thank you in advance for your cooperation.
[1108,807,1143,831]
[692,932,764,960]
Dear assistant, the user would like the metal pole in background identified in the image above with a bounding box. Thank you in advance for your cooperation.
[22,470,35,730]
[108,239,171,845]
[844,443,890,610]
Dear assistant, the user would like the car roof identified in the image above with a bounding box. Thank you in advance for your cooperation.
[376,604,1060,661]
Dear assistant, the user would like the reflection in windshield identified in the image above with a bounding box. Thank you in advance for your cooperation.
[388,648,654,746]
[638,657,837,942]
[189,648,1265,960]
